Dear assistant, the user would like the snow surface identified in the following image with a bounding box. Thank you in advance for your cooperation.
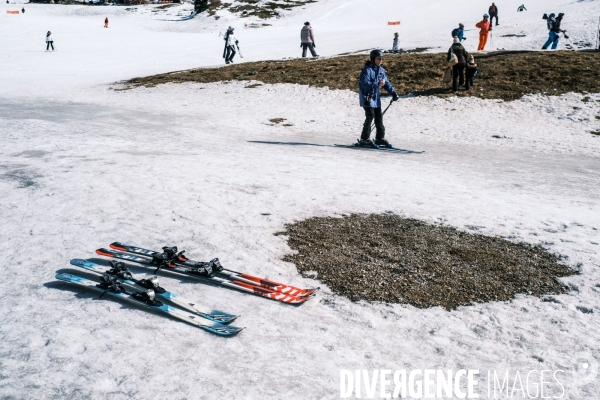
[1,0,600,398]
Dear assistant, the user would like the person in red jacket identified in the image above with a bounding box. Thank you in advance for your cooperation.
[104,17,108,28]
[476,14,492,50]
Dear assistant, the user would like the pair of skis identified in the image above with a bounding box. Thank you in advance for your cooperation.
[97,242,317,305]
[58,259,244,336]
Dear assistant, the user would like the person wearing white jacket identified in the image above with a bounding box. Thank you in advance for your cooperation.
[300,22,318,57]
[46,31,54,52]
[223,26,238,64]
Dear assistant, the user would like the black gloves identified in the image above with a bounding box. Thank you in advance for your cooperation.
[235,40,239,45]
[392,93,399,101]
[300,43,302,47]
[313,43,316,47]
[464,37,467,40]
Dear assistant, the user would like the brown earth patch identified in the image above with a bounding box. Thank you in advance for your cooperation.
[125,50,600,101]
[278,214,576,310]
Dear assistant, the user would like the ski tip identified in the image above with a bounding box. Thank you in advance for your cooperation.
[96,248,113,257]
[109,242,126,251]
[70,258,90,267]
[202,325,245,336]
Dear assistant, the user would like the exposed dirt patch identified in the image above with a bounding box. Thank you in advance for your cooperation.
[126,50,600,101]
[204,0,316,18]
[278,214,576,310]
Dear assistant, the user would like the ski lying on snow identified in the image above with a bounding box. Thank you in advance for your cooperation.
[96,248,314,305]
[56,273,243,336]
[334,144,425,154]
[70,258,238,324]
[109,242,317,298]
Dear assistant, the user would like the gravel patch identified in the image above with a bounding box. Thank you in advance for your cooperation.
[278,214,576,310]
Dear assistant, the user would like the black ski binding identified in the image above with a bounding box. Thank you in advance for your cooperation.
[136,276,166,294]
[97,274,125,297]
[107,260,133,280]
[131,289,163,306]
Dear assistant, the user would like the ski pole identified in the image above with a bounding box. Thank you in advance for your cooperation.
[369,98,395,134]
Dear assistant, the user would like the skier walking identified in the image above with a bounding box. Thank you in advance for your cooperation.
[476,15,492,50]
[447,37,468,93]
[451,23,466,42]
[45,31,54,52]
[223,26,238,64]
[489,3,499,26]
[357,50,399,148]
[542,13,566,50]
[104,17,108,28]
[392,32,399,51]
[21,7,24,13]
[300,22,318,57]
[517,4,527,12]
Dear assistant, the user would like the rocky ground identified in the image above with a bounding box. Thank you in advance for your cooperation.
[126,50,600,101]
[279,214,576,310]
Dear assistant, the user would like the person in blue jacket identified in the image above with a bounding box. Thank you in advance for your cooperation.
[451,23,466,42]
[358,49,399,148]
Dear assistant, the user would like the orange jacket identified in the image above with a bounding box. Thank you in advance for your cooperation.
[476,20,491,34]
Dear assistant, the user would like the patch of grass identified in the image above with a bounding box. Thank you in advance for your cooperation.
[279,214,576,310]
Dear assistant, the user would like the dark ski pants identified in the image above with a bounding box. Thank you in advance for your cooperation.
[301,43,317,57]
[46,41,54,51]
[361,107,385,140]
[225,45,236,63]
[452,63,466,92]
[490,13,498,26]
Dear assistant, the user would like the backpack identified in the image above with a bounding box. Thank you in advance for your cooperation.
[448,51,458,66]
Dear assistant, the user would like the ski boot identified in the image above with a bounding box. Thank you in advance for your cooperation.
[356,138,378,148]
[374,138,393,148]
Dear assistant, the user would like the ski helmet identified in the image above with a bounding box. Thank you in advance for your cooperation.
[228,26,234,32]
[549,13,556,18]
[304,21,310,26]
[370,49,384,61]
[483,14,489,18]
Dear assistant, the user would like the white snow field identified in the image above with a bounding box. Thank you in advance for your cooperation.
[1,0,600,399]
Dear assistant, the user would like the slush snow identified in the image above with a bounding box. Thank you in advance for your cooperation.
[1,0,599,398]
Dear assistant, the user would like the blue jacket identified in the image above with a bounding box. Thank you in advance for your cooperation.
[452,27,464,41]
[358,61,397,108]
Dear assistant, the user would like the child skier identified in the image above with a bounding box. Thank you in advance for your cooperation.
[45,31,54,52]
[465,55,478,90]
[476,15,492,50]
[357,50,399,148]
[392,32,399,51]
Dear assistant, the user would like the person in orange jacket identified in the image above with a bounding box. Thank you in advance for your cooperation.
[104,17,108,28]
[476,14,492,50]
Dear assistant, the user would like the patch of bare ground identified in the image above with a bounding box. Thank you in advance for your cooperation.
[277,214,576,310]
[126,50,600,101]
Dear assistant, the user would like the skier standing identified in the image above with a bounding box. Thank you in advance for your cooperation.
[223,26,238,64]
[447,37,468,93]
[465,55,478,90]
[104,18,108,28]
[542,13,566,50]
[451,23,466,42]
[300,22,318,57]
[392,32,399,51]
[45,31,54,52]
[357,50,399,148]
[476,15,492,50]
[21,7,24,13]
[488,3,499,26]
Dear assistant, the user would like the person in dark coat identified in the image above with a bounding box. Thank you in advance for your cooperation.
[447,37,468,93]
[489,3,499,26]
[465,55,478,90]
[357,50,399,148]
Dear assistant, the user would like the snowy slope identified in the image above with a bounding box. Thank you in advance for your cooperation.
[1,0,600,399]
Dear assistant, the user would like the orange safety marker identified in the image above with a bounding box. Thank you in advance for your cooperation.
[388,21,401,25]
[7,10,20,14]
